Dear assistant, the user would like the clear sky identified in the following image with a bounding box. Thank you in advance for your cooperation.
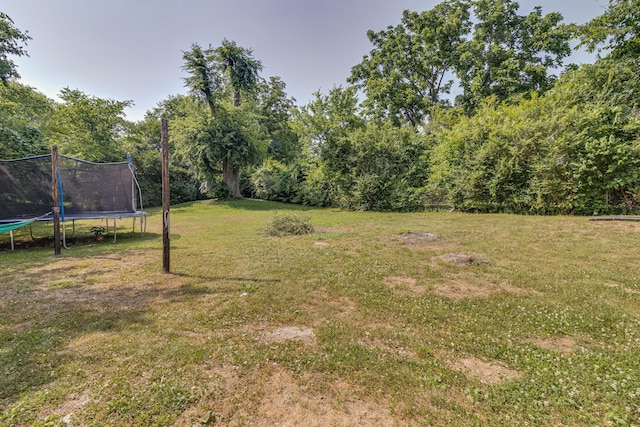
[1,0,608,122]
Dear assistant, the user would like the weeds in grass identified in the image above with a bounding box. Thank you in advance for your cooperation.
[1,201,639,425]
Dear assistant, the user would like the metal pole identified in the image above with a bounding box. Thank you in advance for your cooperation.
[161,118,170,273]
[51,146,61,255]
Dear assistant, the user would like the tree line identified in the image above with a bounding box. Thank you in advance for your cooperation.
[1,0,639,215]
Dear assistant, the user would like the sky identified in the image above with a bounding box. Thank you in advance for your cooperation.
[1,0,609,122]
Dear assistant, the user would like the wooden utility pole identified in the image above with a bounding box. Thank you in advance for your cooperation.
[161,118,170,273]
[51,145,61,255]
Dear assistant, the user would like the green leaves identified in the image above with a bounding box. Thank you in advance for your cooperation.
[46,88,133,162]
[349,1,470,126]
[430,58,640,215]
[0,12,31,84]
[578,0,640,59]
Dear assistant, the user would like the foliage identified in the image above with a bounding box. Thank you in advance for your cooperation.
[350,0,573,123]
[0,82,53,158]
[578,0,640,59]
[181,41,266,198]
[430,57,640,214]
[122,113,204,207]
[215,38,263,107]
[46,88,133,162]
[263,211,314,236]
[349,1,470,126]
[0,12,30,84]
[256,76,300,162]
[456,0,573,112]
[329,123,432,211]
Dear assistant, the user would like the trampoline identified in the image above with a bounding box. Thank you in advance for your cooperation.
[0,152,147,250]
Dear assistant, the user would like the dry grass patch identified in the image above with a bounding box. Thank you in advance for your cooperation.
[260,326,316,345]
[446,354,523,385]
[383,276,429,295]
[395,231,438,243]
[605,282,640,295]
[438,252,490,266]
[176,366,399,427]
[528,336,578,356]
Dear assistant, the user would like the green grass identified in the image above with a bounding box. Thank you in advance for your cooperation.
[1,199,639,426]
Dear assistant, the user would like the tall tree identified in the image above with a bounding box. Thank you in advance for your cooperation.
[349,1,470,126]
[256,76,300,162]
[0,12,31,84]
[578,0,640,59]
[215,39,263,108]
[182,43,221,114]
[0,82,53,158]
[46,88,133,162]
[181,41,267,198]
[214,39,263,197]
[456,0,572,112]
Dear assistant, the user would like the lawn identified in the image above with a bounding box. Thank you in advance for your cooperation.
[1,199,639,426]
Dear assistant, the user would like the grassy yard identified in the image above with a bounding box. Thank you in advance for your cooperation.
[1,200,639,426]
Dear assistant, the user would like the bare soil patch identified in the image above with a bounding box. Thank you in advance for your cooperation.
[433,278,495,299]
[433,276,540,300]
[260,326,316,345]
[56,390,92,425]
[176,366,400,427]
[395,232,438,243]
[446,355,522,385]
[528,336,577,356]
[383,276,429,295]
[438,253,490,266]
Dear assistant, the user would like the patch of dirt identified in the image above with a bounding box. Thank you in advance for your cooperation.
[359,336,419,360]
[313,241,329,247]
[433,279,495,299]
[447,355,522,385]
[395,232,438,243]
[302,290,358,324]
[260,326,316,345]
[432,276,541,300]
[176,366,400,427]
[605,282,640,295]
[528,336,577,356]
[438,253,490,266]
[499,282,543,296]
[51,390,92,425]
[383,276,429,295]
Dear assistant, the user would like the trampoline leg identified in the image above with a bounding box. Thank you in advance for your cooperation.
[10,230,14,251]
[113,218,117,243]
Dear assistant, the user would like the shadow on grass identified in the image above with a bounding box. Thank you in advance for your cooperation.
[0,232,163,252]
[0,267,232,402]
[171,272,280,285]
[0,303,149,401]
[174,198,314,212]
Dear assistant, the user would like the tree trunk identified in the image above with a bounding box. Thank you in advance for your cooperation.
[222,157,242,198]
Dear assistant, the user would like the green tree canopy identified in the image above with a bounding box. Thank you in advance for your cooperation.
[578,0,640,59]
[0,12,31,84]
[0,82,53,158]
[349,1,470,126]
[46,88,133,162]
[456,0,572,112]
[181,40,265,197]
[350,0,573,123]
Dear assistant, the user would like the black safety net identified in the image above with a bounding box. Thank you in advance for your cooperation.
[0,154,138,221]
